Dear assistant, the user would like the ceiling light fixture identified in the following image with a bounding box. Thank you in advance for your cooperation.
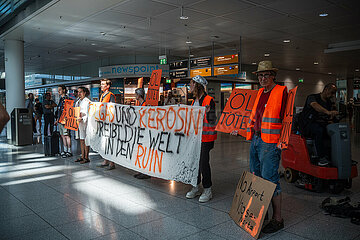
[186,37,192,44]
[314,62,319,65]
[356,69,359,72]
[264,53,270,57]
[328,72,332,75]
[319,13,328,17]
[296,68,300,71]
[283,39,290,43]
[189,54,194,57]
[252,62,257,65]
[180,6,188,20]
[100,32,106,36]
[91,43,97,46]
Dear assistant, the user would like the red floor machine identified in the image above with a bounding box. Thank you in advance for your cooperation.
[282,122,358,193]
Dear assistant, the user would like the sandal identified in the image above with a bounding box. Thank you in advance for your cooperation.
[75,158,83,162]
[80,159,90,164]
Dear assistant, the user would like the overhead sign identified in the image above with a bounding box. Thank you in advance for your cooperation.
[146,69,162,106]
[216,89,258,136]
[190,57,211,68]
[170,70,188,78]
[230,171,276,239]
[278,87,298,149]
[170,60,188,70]
[214,65,239,76]
[99,64,169,78]
[214,54,238,65]
[110,79,124,95]
[86,103,205,186]
[190,68,211,78]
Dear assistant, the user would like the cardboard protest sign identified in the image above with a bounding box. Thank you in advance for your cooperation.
[65,106,80,131]
[58,99,74,125]
[86,103,205,186]
[278,86,298,150]
[216,89,258,137]
[146,69,162,106]
[229,171,276,239]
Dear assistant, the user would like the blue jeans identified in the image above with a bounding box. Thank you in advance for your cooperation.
[249,135,281,196]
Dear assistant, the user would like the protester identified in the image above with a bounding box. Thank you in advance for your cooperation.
[231,60,287,233]
[34,98,43,134]
[186,75,217,203]
[158,95,164,106]
[98,79,116,170]
[298,83,338,166]
[74,87,91,164]
[0,103,10,133]
[165,91,176,105]
[25,93,36,133]
[55,85,73,158]
[42,93,57,136]
[133,88,151,179]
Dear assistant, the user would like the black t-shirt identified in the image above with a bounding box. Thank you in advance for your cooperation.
[300,93,332,126]
[35,102,43,114]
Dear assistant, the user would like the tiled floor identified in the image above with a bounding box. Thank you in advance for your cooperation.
[0,132,359,240]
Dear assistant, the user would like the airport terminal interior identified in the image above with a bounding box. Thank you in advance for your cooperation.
[0,0,360,239]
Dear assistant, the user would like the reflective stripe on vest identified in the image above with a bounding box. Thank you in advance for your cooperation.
[246,85,287,143]
[191,95,217,142]
[100,92,116,103]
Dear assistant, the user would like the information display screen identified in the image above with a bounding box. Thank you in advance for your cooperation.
[190,68,211,78]
[190,57,211,68]
[214,65,239,76]
[214,54,238,65]
[170,70,188,78]
[170,60,188,70]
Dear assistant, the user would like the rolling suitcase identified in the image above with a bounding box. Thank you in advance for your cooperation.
[44,131,60,156]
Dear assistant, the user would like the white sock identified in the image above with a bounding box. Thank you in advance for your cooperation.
[64,146,68,152]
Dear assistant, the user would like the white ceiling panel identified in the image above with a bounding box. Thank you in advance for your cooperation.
[89,10,146,26]
[111,0,177,17]
[188,0,253,16]
[223,7,283,24]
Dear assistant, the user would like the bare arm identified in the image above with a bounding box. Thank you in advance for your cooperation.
[310,102,338,117]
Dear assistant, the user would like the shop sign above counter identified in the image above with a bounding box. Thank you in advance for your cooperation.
[99,64,169,78]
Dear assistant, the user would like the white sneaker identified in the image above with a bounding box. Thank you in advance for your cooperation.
[186,185,201,199]
[199,187,212,203]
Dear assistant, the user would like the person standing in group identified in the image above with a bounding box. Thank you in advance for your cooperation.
[74,87,91,164]
[55,85,72,158]
[98,79,116,170]
[133,88,151,179]
[165,91,176,105]
[0,103,10,133]
[231,60,287,233]
[42,93,57,136]
[25,93,36,133]
[34,98,43,134]
[186,75,217,203]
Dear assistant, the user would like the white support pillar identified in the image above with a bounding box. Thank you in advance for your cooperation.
[4,39,25,139]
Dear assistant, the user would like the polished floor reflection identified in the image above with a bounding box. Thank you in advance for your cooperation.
[0,132,360,240]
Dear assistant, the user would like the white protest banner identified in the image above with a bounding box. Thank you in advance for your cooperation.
[85,103,205,186]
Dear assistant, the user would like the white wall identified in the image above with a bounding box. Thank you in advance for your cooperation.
[277,70,336,107]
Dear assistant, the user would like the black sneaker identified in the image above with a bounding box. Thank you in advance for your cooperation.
[318,157,330,167]
[66,152,73,157]
[262,219,284,233]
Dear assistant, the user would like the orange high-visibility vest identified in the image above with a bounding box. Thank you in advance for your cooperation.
[100,91,116,103]
[192,95,217,142]
[246,84,287,143]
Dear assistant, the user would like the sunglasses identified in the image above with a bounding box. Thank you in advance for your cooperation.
[257,73,272,79]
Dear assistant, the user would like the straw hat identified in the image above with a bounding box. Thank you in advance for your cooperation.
[252,60,278,74]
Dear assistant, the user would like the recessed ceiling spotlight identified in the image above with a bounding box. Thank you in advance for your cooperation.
[264,53,270,57]
[356,69,359,72]
[296,68,300,71]
[328,72,332,75]
[189,54,194,57]
[283,39,290,43]
[186,40,192,44]
[319,13,328,17]
[100,32,106,35]
[91,43,97,46]
[314,62,319,65]
[252,62,257,65]
[180,6,188,20]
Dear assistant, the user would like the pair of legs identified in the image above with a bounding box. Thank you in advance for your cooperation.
[43,114,54,136]
[59,124,72,155]
[80,139,89,160]
[34,114,42,134]
[306,122,329,159]
[250,135,282,222]
[197,141,214,188]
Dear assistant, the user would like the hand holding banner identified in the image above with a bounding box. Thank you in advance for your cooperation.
[146,69,162,106]
[216,89,258,137]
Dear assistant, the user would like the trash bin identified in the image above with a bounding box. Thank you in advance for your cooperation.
[11,108,33,146]
[355,105,360,133]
